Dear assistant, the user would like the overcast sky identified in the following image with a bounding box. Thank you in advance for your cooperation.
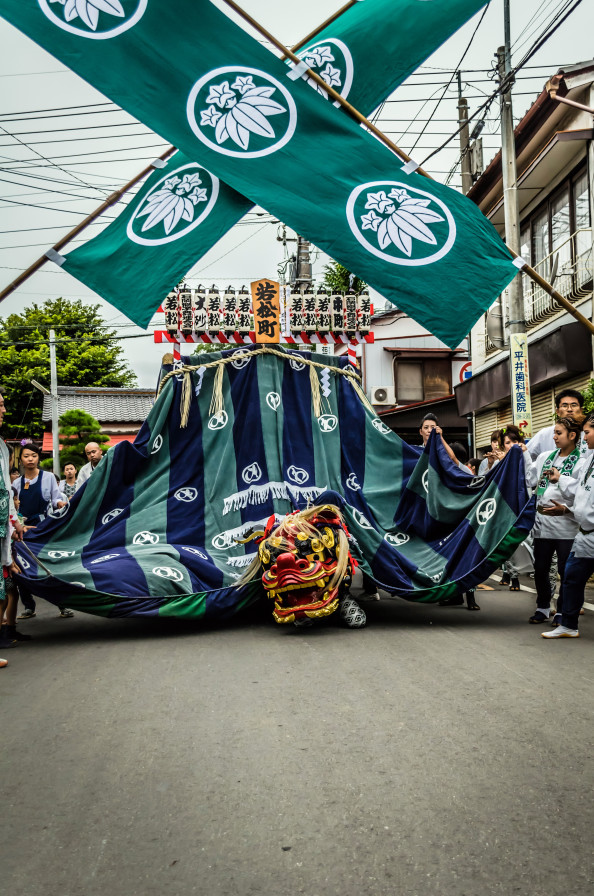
[0,0,592,388]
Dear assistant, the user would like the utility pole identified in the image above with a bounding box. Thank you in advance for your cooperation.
[294,235,313,290]
[457,71,473,195]
[498,0,532,436]
[49,329,60,477]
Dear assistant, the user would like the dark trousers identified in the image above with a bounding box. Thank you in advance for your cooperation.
[533,538,572,613]
[561,552,594,630]
[19,583,36,612]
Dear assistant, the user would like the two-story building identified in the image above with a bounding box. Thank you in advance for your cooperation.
[362,305,472,446]
[455,61,594,451]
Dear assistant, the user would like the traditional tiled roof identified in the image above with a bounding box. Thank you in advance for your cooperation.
[42,386,154,423]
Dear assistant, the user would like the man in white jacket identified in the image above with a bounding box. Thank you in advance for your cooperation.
[527,389,589,460]
[75,441,104,491]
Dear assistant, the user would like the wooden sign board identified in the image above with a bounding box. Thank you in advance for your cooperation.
[251,279,281,344]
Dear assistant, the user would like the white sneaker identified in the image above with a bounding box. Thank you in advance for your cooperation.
[541,625,579,639]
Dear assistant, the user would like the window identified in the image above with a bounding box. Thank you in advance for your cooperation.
[521,163,591,297]
[395,359,451,404]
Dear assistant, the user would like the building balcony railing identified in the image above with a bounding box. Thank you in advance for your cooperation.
[474,229,593,362]
[523,229,592,328]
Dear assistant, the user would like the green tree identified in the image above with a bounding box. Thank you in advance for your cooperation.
[50,409,109,470]
[0,298,136,440]
[322,261,366,295]
[582,379,594,416]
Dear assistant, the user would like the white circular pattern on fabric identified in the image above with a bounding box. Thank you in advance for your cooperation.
[385,532,410,547]
[132,531,160,545]
[174,487,198,502]
[346,180,456,266]
[38,0,148,39]
[152,566,184,582]
[476,498,497,525]
[266,391,281,411]
[127,163,220,246]
[208,411,228,431]
[242,462,262,484]
[318,414,338,433]
[187,66,298,159]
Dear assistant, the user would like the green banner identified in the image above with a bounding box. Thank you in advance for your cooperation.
[61,0,488,329]
[0,0,512,347]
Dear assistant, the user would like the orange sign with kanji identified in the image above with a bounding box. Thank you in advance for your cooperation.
[251,278,281,344]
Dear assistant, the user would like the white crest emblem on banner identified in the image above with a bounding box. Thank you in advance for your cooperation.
[187,67,298,159]
[208,411,228,431]
[102,508,124,524]
[385,532,410,547]
[174,487,198,502]
[346,473,361,491]
[127,163,220,247]
[371,419,391,435]
[318,414,338,433]
[242,462,262,484]
[151,434,163,454]
[347,181,456,266]
[351,508,373,529]
[181,546,208,560]
[287,465,309,485]
[90,553,120,564]
[299,38,354,106]
[39,0,147,39]
[266,391,281,411]
[133,531,160,545]
[422,470,429,493]
[476,498,497,525]
[153,566,183,582]
[289,357,306,371]
[230,350,251,370]
[48,550,75,559]
[48,502,70,519]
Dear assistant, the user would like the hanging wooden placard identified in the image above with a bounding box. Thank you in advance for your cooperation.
[251,279,281,344]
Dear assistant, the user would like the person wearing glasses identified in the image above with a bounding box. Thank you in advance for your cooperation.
[527,390,591,460]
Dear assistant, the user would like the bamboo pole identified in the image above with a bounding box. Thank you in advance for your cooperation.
[0,144,177,303]
[0,2,356,305]
[222,0,594,337]
[287,0,358,55]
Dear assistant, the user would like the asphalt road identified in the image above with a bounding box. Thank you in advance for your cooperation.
[2,578,593,896]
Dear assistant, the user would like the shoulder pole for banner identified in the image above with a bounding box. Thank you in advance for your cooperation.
[0,6,357,308]
[222,0,594,338]
[0,145,177,305]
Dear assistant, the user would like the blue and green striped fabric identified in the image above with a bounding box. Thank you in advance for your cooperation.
[14,347,534,621]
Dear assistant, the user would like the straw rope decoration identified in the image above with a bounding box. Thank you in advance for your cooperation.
[157,346,374,428]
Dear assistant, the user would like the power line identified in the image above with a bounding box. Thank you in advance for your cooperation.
[408,2,491,155]
[420,0,585,166]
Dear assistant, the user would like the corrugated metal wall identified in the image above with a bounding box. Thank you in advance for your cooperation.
[474,371,593,450]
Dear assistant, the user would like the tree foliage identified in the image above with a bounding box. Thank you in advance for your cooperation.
[0,298,136,440]
[322,261,366,295]
[53,409,109,470]
[582,379,594,416]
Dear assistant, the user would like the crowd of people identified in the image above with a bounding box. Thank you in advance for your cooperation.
[0,392,104,666]
[1,385,592,668]
[419,387,593,639]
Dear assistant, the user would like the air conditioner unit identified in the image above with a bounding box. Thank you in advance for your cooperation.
[371,385,395,406]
